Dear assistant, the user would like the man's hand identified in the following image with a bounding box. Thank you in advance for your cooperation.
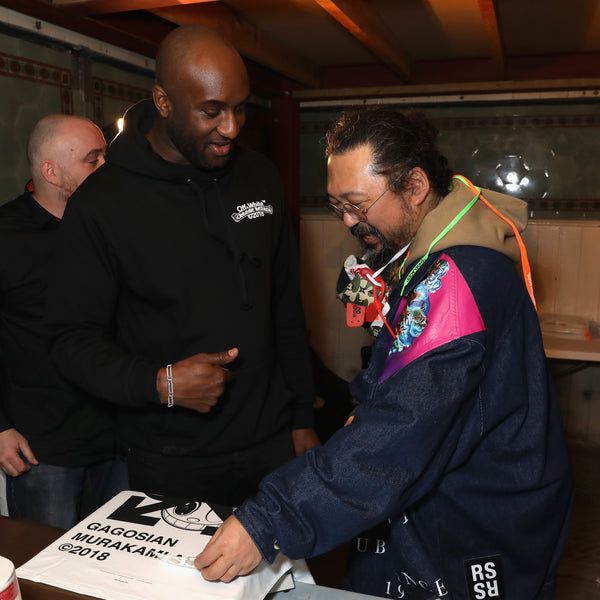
[0,428,38,477]
[194,516,262,582]
[291,427,321,456]
[157,348,238,412]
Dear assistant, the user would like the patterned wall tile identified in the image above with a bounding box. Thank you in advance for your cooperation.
[0,32,73,203]
[0,29,154,204]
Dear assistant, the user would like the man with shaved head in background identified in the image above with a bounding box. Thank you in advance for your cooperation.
[45,25,320,505]
[0,114,127,528]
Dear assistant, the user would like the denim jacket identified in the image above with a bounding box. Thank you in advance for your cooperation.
[235,184,573,600]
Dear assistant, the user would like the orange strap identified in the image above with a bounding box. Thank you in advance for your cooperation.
[456,176,537,311]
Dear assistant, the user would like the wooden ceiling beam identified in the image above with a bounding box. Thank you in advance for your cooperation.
[53,0,219,17]
[0,0,160,57]
[150,3,321,88]
[476,0,505,78]
[311,0,412,82]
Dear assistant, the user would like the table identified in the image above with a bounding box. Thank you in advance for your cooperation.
[542,332,600,379]
[0,517,379,600]
[542,333,600,363]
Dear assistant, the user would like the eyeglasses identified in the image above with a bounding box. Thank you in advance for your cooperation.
[327,180,396,222]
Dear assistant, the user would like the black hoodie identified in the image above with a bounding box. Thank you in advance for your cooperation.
[45,100,315,457]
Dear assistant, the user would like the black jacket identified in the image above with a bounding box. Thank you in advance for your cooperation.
[45,100,315,457]
[0,188,117,466]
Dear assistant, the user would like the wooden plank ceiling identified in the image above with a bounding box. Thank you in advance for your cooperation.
[4,0,600,97]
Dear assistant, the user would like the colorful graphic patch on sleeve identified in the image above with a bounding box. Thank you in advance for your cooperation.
[379,255,485,382]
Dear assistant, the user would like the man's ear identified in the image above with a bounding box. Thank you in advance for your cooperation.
[39,159,58,185]
[407,167,431,207]
[153,84,171,118]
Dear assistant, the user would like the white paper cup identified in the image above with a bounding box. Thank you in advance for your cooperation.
[0,557,21,600]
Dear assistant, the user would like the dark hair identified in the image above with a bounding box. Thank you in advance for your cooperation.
[325,107,453,198]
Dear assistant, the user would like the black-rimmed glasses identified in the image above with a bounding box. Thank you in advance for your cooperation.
[327,180,396,222]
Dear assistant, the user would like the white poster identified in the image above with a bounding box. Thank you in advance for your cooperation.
[17,490,310,600]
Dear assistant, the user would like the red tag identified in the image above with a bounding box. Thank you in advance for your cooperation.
[346,303,366,327]
[365,302,379,322]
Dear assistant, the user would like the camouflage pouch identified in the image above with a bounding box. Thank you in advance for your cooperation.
[336,255,390,337]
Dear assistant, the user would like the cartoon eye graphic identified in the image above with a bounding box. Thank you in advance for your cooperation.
[161,502,224,531]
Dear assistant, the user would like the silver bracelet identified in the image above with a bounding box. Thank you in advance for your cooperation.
[166,364,174,407]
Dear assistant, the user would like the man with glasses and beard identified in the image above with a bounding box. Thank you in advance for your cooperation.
[194,107,573,600]
[45,25,319,506]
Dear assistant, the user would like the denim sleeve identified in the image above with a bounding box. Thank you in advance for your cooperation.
[233,336,487,561]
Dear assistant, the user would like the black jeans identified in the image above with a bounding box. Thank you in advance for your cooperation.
[126,430,295,507]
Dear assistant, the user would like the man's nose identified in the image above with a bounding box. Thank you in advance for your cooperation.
[217,111,241,140]
[343,211,361,227]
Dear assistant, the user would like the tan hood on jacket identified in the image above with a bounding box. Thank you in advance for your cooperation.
[408,176,528,265]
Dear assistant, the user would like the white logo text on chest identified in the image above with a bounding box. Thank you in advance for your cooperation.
[231,200,274,222]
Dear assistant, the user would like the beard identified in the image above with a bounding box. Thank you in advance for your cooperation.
[166,116,231,171]
[351,212,418,282]
[351,222,400,271]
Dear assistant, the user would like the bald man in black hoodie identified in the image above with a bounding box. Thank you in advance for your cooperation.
[46,25,320,506]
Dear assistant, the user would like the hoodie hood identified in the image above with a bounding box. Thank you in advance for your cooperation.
[107,99,234,184]
[408,175,528,265]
